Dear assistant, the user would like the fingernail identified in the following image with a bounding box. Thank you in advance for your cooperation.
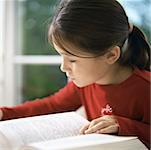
[84,130,90,134]
[84,130,88,134]
[96,130,100,134]
[79,131,84,135]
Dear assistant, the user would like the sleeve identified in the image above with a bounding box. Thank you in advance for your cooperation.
[115,94,150,148]
[115,116,150,148]
[1,82,82,120]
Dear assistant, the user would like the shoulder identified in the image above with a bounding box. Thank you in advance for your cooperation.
[134,68,150,83]
[67,82,95,93]
[64,81,83,92]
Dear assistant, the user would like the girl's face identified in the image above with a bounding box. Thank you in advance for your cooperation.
[54,44,111,87]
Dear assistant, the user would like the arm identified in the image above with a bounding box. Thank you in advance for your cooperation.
[115,115,150,148]
[80,114,150,148]
[115,91,150,148]
[0,109,3,120]
[0,82,82,120]
[81,110,150,148]
[79,97,150,148]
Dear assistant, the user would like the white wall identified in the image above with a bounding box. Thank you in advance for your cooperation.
[0,0,5,105]
[0,0,16,106]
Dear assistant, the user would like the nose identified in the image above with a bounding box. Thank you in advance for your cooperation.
[60,58,70,73]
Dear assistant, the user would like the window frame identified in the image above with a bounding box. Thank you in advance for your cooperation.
[0,0,5,105]
[1,0,62,106]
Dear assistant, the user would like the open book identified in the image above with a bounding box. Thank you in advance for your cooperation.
[0,112,147,150]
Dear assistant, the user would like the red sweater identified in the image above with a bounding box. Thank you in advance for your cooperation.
[1,68,150,148]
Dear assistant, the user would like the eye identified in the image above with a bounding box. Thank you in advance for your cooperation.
[69,60,76,63]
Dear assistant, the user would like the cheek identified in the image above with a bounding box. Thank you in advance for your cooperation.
[73,68,98,87]
[72,60,107,87]
[76,63,108,84]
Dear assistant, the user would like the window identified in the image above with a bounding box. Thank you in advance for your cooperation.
[15,0,67,102]
[119,0,151,43]
[2,0,67,105]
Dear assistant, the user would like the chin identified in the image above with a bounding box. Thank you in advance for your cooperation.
[73,81,92,88]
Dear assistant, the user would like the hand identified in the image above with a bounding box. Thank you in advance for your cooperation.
[0,109,3,120]
[79,115,119,134]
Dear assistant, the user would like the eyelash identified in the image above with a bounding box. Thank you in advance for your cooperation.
[69,60,76,63]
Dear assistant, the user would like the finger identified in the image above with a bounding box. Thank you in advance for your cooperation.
[84,120,109,134]
[99,115,114,122]
[97,124,119,134]
[79,123,90,134]
[88,118,102,129]
[80,118,101,134]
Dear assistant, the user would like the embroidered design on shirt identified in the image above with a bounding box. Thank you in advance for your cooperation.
[101,104,113,116]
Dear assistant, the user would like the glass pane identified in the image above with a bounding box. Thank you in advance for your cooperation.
[16,0,59,55]
[119,0,151,43]
[15,65,67,102]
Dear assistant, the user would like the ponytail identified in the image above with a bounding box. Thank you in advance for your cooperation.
[120,25,150,71]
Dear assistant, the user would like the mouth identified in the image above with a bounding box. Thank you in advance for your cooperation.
[66,75,75,80]
[66,73,75,80]
[71,78,75,81]
[68,77,75,80]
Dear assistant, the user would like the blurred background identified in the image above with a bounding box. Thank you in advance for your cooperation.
[0,0,151,106]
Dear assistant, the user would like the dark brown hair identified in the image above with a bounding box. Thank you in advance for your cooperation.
[48,0,150,71]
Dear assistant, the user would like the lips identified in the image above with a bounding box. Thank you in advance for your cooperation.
[66,75,75,80]
[68,76,75,80]
[66,73,75,80]
[70,78,75,80]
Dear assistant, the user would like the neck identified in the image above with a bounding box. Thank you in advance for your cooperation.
[111,65,133,84]
[96,64,133,85]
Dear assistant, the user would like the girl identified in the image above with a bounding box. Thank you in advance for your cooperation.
[0,0,150,148]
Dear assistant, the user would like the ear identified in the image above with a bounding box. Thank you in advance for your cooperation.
[104,46,121,64]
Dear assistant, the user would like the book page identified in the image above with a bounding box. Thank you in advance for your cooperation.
[0,131,12,149]
[0,112,89,150]
[20,134,147,150]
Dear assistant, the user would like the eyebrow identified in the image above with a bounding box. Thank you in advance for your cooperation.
[54,44,103,58]
[59,51,75,57]
[53,44,76,57]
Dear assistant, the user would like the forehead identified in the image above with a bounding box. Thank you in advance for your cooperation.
[53,42,74,56]
[53,42,106,65]
[53,42,102,59]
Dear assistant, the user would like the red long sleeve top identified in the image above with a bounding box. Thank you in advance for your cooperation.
[1,68,150,148]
